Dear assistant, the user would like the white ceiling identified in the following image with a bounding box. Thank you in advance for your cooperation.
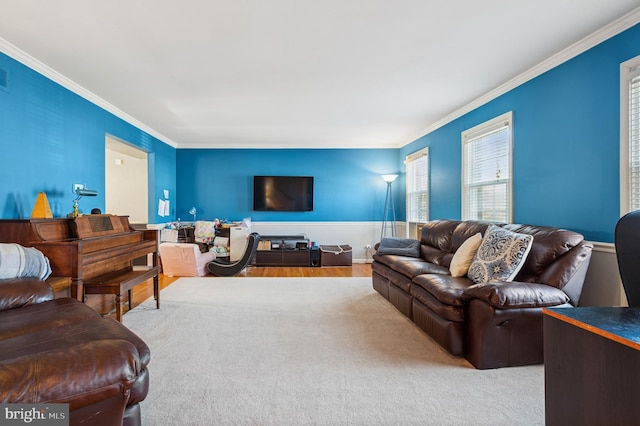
[1,1,640,149]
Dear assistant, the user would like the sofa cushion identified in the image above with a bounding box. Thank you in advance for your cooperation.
[0,296,151,412]
[0,298,151,367]
[420,220,461,250]
[450,221,494,252]
[371,260,392,279]
[1,339,139,410]
[419,220,461,264]
[377,237,421,257]
[373,251,446,275]
[502,224,584,283]
[412,274,475,307]
[462,282,570,309]
[372,252,421,269]
[449,233,483,277]
[0,278,54,312]
[410,283,466,322]
[388,269,413,293]
[390,258,450,279]
[468,225,533,284]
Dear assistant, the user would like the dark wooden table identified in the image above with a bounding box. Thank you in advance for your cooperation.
[543,307,640,426]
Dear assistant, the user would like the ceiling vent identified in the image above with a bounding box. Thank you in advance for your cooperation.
[0,67,7,91]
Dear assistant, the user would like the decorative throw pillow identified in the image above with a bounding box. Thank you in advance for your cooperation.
[449,233,483,277]
[195,221,216,239]
[376,237,421,258]
[0,243,52,280]
[468,225,533,284]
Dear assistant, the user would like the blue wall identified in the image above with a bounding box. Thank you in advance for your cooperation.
[0,52,177,223]
[400,23,640,243]
[176,149,401,222]
[3,21,640,242]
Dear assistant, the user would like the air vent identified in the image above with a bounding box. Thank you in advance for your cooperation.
[0,67,7,91]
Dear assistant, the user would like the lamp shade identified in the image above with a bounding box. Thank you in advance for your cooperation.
[73,184,98,197]
[381,174,398,183]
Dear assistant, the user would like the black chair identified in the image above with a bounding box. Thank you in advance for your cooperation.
[615,210,640,306]
[207,232,260,277]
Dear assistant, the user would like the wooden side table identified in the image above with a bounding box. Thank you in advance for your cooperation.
[543,307,640,426]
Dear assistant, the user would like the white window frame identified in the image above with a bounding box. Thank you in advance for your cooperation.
[461,111,513,223]
[620,55,640,215]
[405,147,429,237]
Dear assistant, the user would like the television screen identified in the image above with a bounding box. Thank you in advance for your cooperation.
[253,176,314,212]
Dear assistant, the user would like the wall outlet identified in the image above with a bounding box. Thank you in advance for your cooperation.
[365,244,372,250]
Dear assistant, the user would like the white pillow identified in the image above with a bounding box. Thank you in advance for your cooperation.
[449,233,483,277]
[0,243,52,280]
[468,225,534,284]
[193,220,216,242]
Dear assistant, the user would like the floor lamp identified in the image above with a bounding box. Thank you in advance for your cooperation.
[381,174,398,241]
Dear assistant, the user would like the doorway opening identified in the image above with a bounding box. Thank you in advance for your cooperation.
[105,135,149,225]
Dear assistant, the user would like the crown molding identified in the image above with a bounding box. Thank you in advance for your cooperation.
[401,6,640,148]
[0,37,178,149]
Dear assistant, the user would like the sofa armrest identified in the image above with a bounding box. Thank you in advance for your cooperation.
[0,339,139,409]
[462,281,569,309]
[0,278,54,312]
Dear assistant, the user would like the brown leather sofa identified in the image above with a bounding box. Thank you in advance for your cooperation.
[372,220,593,369]
[0,277,150,426]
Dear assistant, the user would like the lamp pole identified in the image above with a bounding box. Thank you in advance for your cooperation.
[381,174,398,241]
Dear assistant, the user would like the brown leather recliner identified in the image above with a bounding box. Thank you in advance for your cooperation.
[372,220,593,369]
[0,278,150,426]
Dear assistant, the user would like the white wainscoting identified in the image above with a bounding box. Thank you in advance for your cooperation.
[153,221,625,306]
[580,241,627,307]
[150,220,403,262]
[250,224,626,307]
[249,221,405,263]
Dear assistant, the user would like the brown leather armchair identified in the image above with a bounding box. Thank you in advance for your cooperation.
[0,277,150,426]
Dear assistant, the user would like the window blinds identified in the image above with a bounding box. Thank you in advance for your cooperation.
[462,113,512,222]
[405,148,429,222]
[629,73,640,211]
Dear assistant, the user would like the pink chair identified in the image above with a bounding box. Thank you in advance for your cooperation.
[159,243,216,277]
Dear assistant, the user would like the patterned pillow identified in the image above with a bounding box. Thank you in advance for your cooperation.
[468,225,533,284]
[195,221,217,239]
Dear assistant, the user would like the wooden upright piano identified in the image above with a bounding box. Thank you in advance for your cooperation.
[0,214,159,321]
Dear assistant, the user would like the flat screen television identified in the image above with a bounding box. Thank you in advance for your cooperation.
[253,176,314,212]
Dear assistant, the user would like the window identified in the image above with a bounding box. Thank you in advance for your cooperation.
[621,55,640,215]
[462,112,513,222]
[405,148,429,229]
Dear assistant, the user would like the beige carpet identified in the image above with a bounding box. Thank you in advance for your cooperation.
[124,277,544,425]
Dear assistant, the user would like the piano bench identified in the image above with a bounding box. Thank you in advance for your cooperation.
[83,265,160,322]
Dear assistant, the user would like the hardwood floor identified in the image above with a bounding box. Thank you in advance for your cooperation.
[239,263,372,278]
[124,263,373,320]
